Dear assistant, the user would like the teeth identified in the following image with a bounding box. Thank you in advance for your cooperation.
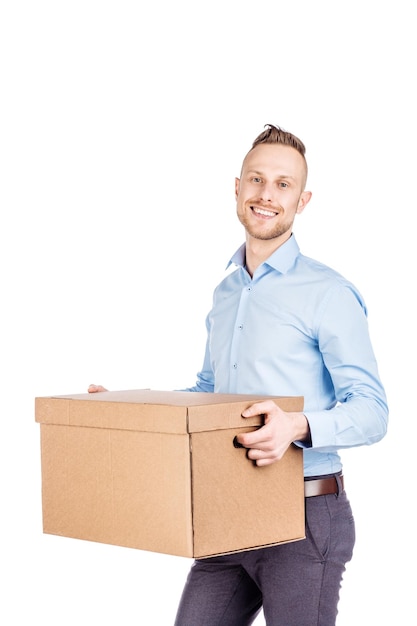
[253,207,276,217]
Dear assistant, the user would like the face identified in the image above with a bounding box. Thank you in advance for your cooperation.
[235,143,311,243]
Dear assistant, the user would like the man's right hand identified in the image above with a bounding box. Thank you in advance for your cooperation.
[88,384,108,393]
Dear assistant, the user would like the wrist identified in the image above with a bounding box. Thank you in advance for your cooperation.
[292,411,310,443]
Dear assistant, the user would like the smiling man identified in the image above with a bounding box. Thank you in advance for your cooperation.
[88,124,388,626]
[172,125,389,625]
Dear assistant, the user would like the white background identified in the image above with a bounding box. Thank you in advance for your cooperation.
[1,1,415,624]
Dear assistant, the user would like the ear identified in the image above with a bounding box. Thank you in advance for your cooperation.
[235,177,240,199]
[296,191,312,215]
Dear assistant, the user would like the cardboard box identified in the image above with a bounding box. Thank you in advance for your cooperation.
[35,389,305,558]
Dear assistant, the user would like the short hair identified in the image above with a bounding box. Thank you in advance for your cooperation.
[248,123,308,184]
[252,124,306,156]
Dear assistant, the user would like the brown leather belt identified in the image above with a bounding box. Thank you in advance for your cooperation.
[304,475,344,498]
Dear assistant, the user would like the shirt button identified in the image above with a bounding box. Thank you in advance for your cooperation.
[238,324,243,330]
[233,363,238,369]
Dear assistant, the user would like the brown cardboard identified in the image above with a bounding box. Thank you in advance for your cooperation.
[35,389,305,558]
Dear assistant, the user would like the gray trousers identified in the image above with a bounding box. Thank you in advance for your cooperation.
[174,488,355,626]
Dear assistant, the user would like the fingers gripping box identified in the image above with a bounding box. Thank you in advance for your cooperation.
[35,390,305,558]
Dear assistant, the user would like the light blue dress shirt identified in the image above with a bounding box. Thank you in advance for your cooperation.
[186,234,388,477]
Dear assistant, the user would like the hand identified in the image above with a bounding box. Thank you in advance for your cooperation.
[235,400,310,466]
[88,384,108,393]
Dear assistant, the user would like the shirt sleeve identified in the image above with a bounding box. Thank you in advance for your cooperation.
[303,283,388,451]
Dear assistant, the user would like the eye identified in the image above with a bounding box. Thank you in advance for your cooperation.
[278,181,289,188]
[252,176,262,183]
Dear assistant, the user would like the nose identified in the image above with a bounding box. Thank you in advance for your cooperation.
[259,181,274,202]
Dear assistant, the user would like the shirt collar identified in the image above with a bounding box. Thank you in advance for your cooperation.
[227,234,300,275]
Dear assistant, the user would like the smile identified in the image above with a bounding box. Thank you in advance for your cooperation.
[251,206,278,217]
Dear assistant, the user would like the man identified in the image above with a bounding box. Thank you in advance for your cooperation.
[89,124,388,625]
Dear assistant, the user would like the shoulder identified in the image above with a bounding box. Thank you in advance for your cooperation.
[297,253,357,286]
[295,253,367,310]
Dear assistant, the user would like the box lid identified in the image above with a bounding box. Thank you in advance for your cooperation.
[35,389,304,434]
